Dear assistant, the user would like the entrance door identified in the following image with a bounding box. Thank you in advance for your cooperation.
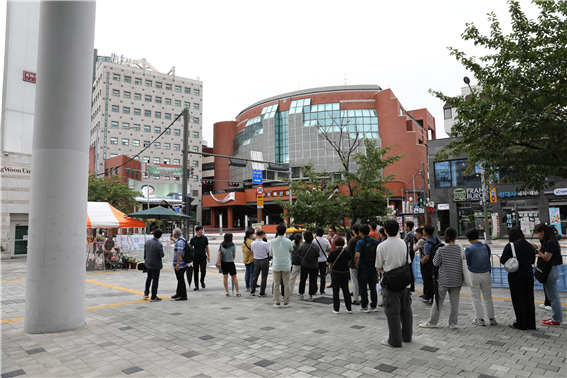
[438,210,450,236]
[14,225,28,255]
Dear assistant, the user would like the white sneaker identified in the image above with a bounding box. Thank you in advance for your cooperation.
[346,310,353,314]
[273,303,281,308]
[332,310,339,314]
[545,305,552,311]
[419,321,436,328]
[356,307,369,313]
[283,303,290,308]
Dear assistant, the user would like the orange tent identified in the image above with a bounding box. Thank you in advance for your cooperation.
[87,202,146,228]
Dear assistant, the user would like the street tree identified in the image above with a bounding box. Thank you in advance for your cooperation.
[430,0,567,190]
[88,174,141,213]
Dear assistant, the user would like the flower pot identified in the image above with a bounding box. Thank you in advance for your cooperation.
[130,262,137,269]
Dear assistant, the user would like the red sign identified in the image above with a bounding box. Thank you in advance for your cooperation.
[256,185,264,195]
[23,71,36,83]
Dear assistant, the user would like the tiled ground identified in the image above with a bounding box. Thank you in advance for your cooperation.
[1,258,566,378]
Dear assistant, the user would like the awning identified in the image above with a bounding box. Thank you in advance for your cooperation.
[87,202,146,228]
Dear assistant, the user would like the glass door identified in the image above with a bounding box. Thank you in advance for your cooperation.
[14,225,28,255]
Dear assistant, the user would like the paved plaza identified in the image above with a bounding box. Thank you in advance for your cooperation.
[1,245,566,378]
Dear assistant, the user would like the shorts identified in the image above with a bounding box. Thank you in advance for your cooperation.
[221,261,237,276]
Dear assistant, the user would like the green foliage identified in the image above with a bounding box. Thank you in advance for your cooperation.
[88,174,141,213]
[430,0,567,190]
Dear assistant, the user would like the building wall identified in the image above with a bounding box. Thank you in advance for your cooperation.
[212,121,237,191]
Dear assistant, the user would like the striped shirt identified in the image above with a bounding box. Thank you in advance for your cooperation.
[433,244,462,288]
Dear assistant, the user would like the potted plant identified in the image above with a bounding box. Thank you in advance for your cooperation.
[127,257,137,269]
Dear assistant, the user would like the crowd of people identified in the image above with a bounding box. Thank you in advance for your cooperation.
[141,221,563,347]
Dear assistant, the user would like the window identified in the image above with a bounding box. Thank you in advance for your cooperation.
[116,167,119,175]
[155,96,162,103]
[134,93,141,100]
[132,124,140,131]
[153,158,160,164]
[155,112,161,118]
[444,107,452,119]
[155,127,161,133]
[156,82,162,88]
[124,91,131,98]
[113,74,120,81]
[174,144,180,150]
[110,154,117,158]
[154,142,160,149]
[112,89,120,96]
[111,121,119,128]
[434,162,451,188]
[192,160,199,167]
[165,83,172,90]
[451,159,482,187]
[193,117,199,124]
[144,125,151,132]
[165,98,171,105]
[175,177,180,181]
[193,103,199,110]
[135,170,139,178]
[174,129,180,136]
[185,87,190,94]
[124,76,131,83]
[110,137,118,144]
[134,108,141,115]
[123,107,130,114]
[192,190,198,197]
[184,102,190,108]
[164,176,170,180]
[192,175,199,182]
[164,143,170,149]
[164,158,170,164]
[122,138,129,145]
[175,100,181,107]
[145,110,151,117]
[111,105,119,112]
[145,95,152,102]
[174,159,180,165]
[194,89,200,95]
[164,128,171,135]
[193,131,199,138]
[135,78,142,85]
[153,176,160,180]
[165,113,171,120]
[143,141,150,147]
[133,140,140,147]
[143,156,150,163]
[123,122,129,128]
[175,85,181,92]
[145,80,152,87]
[192,146,199,152]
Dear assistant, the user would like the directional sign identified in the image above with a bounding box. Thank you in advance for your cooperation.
[257,195,264,208]
[252,169,263,184]
[256,185,264,195]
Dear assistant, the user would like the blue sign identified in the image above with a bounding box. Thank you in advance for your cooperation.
[252,169,263,184]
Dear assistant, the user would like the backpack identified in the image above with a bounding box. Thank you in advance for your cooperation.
[425,237,444,263]
[182,238,194,264]
[364,238,378,267]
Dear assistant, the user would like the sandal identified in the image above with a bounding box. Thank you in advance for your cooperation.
[225,292,230,297]
[236,293,241,297]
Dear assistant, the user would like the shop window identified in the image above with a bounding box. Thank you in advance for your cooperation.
[434,161,451,187]
[451,159,482,187]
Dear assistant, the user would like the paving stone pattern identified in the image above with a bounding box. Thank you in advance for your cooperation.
[2,258,566,377]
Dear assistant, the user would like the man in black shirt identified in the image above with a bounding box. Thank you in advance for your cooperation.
[190,226,210,290]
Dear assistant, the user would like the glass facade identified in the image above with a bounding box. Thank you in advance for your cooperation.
[275,111,289,164]
[434,159,482,187]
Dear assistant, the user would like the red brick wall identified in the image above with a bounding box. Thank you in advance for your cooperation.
[88,147,96,175]
[103,155,142,183]
[213,121,237,191]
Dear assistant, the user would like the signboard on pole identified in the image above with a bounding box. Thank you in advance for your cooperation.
[256,185,264,195]
[252,223,263,233]
[257,195,264,208]
[252,169,263,184]
[251,151,264,184]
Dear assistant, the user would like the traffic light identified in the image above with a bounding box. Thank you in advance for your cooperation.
[202,180,213,185]
[185,196,196,218]
[417,192,424,208]
[229,182,240,187]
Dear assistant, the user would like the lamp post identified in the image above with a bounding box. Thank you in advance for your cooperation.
[464,77,491,243]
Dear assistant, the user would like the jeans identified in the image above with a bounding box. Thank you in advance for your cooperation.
[358,267,377,309]
[299,266,318,296]
[317,261,327,293]
[350,268,360,302]
[144,268,160,300]
[273,270,290,305]
[429,284,461,326]
[382,287,413,347]
[508,274,536,330]
[244,263,254,289]
[543,266,563,323]
[174,267,187,299]
[193,256,207,287]
[331,271,352,311]
[251,258,269,295]
[289,265,301,294]
[469,271,495,320]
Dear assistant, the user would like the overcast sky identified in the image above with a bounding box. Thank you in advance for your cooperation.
[2,0,541,147]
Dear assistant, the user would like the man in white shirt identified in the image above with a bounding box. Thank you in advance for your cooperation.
[376,219,413,348]
[271,224,294,308]
[250,230,270,297]
[314,227,331,294]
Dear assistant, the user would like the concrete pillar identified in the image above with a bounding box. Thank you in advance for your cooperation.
[25,1,96,334]
[227,207,234,229]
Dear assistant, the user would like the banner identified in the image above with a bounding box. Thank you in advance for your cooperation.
[147,165,183,177]
[117,234,173,252]
[128,179,183,203]
[210,192,235,203]
[491,212,500,238]
[519,211,539,235]
[549,207,562,235]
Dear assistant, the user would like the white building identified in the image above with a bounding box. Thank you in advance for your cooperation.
[0,1,40,257]
[443,84,481,136]
[89,55,204,222]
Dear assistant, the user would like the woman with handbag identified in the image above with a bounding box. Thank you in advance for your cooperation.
[500,227,536,330]
[532,223,563,326]
[327,237,352,314]
[242,230,255,292]
[419,227,463,330]
[298,231,319,302]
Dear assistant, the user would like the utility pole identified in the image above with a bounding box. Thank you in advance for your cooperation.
[481,167,492,244]
[182,108,189,239]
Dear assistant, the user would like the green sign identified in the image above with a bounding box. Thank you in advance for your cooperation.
[453,188,466,202]
[147,165,183,176]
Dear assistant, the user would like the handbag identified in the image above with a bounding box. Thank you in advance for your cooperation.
[215,248,222,270]
[534,257,553,284]
[460,245,473,286]
[328,248,345,275]
[381,247,413,291]
[504,242,520,273]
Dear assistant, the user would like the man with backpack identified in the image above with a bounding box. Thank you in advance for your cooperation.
[354,224,378,312]
[421,225,441,306]
[171,228,188,301]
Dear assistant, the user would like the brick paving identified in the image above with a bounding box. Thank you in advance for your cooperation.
[1,257,566,378]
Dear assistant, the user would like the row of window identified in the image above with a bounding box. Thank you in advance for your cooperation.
[108,122,199,138]
[434,160,516,188]
[112,73,201,96]
[104,167,199,182]
[108,137,199,152]
[111,90,200,109]
[109,105,199,123]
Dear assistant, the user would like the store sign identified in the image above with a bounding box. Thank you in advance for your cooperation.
[499,190,539,198]
[453,187,486,202]
[437,203,450,210]
[265,190,290,198]
[23,71,36,83]
[554,188,567,196]
[0,166,31,175]
[147,165,183,177]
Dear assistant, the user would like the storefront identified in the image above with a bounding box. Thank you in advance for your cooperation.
[546,187,567,236]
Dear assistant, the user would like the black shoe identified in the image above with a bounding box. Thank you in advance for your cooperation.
[419,294,426,299]
[194,287,199,291]
[425,299,433,306]
[150,297,162,302]
[201,282,206,289]
[175,297,188,301]
[171,294,180,299]
[422,297,431,302]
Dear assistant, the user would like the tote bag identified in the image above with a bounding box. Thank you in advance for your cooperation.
[460,245,473,287]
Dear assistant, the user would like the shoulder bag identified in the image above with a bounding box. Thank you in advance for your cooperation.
[504,242,519,273]
[328,248,346,275]
[460,245,473,286]
[534,256,553,284]
[381,247,413,292]
[215,247,222,270]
